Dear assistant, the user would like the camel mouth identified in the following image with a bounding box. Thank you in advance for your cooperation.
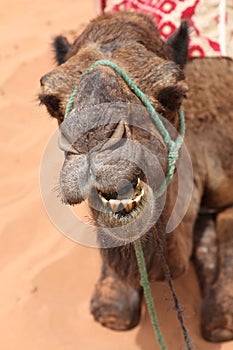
[90,177,159,238]
[95,178,146,219]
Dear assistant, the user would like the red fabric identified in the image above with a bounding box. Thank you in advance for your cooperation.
[100,0,107,12]
[102,0,228,58]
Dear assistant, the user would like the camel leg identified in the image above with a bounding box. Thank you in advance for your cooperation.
[194,208,233,342]
[90,260,142,330]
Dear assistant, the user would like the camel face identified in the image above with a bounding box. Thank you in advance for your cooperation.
[39,13,187,231]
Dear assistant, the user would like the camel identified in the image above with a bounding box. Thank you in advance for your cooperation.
[39,11,233,342]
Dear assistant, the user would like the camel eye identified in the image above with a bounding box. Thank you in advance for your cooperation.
[158,84,188,111]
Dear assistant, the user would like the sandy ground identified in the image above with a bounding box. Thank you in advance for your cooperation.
[0,1,232,349]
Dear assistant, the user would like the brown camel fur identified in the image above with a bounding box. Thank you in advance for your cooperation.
[39,11,233,342]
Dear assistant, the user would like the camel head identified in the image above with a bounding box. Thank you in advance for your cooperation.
[39,12,189,243]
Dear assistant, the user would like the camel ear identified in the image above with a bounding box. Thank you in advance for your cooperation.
[53,35,72,65]
[158,82,188,111]
[166,20,189,69]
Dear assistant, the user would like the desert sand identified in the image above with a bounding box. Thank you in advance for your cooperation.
[0,1,232,349]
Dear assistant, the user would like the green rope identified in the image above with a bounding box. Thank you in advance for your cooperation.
[65,86,78,117]
[134,239,166,349]
[86,60,185,199]
[65,60,191,350]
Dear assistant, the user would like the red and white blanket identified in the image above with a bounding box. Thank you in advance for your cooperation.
[98,0,233,58]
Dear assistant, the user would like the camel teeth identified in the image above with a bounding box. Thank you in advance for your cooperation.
[125,202,134,213]
[98,192,108,207]
[121,199,132,205]
[121,199,132,211]
[98,184,144,213]
[135,178,141,189]
[135,178,143,193]
[109,199,121,212]
[136,188,144,203]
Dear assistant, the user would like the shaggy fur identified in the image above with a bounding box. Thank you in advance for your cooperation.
[39,12,233,342]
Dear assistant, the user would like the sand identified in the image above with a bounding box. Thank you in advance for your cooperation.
[0,1,232,349]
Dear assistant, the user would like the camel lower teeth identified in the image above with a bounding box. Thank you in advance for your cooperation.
[109,199,122,212]
[98,185,144,213]
[121,200,133,213]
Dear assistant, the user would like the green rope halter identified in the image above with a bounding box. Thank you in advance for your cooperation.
[65,60,192,350]
[66,60,185,199]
